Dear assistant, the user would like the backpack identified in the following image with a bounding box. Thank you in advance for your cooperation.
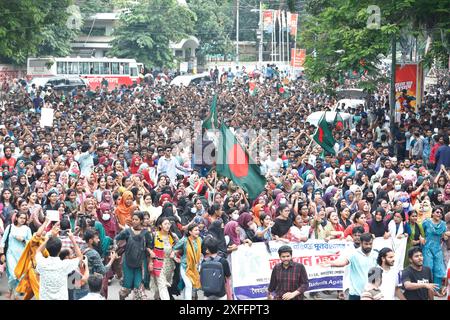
[200,256,224,296]
[125,229,147,269]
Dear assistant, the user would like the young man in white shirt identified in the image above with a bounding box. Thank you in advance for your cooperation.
[36,226,84,300]
[377,247,406,300]
[157,147,191,185]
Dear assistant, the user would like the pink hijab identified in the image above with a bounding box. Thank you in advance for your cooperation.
[224,221,240,246]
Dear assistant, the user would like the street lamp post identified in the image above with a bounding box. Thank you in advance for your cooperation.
[236,0,239,64]
[389,36,396,138]
[251,2,264,67]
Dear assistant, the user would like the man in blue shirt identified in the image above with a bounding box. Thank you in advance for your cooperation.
[435,135,450,171]
[322,233,377,300]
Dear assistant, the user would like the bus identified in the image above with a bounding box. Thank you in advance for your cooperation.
[27,57,144,90]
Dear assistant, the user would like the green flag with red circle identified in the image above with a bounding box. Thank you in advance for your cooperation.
[217,124,266,199]
[312,112,336,155]
[333,111,345,131]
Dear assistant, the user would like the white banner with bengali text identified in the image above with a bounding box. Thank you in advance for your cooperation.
[230,240,354,300]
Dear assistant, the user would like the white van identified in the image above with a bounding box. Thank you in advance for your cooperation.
[170,72,212,86]
[335,88,368,110]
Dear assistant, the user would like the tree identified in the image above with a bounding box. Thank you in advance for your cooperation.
[37,0,80,57]
[109,0,195,68]
[187,0,234,63]
[299,0,450,93]
[0,0,77,65]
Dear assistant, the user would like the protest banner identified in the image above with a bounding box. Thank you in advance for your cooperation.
[290,49,306,68]
[395,63,419,120]
[230,240,353,300]
[40,107,54,127]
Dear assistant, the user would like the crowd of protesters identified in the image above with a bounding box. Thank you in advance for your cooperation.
[0,63,449,300]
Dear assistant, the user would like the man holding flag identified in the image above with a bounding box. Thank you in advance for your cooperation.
[312,112,336,156]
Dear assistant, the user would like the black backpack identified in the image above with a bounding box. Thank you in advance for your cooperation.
[125,229,147,269]
[200,255,224,296]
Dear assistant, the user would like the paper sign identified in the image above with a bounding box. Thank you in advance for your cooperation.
[40,107,54,127]
[46,210,60,221]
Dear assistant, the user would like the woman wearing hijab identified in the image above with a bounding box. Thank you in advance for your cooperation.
[357,200,372,222]
[237,212,258,243]
[206,220,227,258]
[368,208,389,238]
[443,183,450,205]
[98,190,118,238]
[14,160,26,177]
[115,191,136,231]
[224,220,250,254]
[129,156,142,175]
[344,190,358,213]
[430,190,444,207]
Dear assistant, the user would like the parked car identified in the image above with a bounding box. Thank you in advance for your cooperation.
[170,72,213,86]
[50,76,87,92]
[335,88,368,110]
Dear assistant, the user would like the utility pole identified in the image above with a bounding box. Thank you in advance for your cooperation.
[236,0,239,64]
[389,36,396,138]
[258,1,263,66]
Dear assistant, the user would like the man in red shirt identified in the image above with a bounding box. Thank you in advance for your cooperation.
[429,135,443,167]
[0,146,16,172]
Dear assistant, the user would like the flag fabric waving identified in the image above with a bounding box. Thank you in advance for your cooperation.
[216,124,266,199]
[312,112,336,155]
[202,95,219,130]
[333,111,345,131]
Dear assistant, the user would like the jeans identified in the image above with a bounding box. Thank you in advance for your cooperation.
[73,288,89,300]
[348,294,360,300]
[180,266,193,300]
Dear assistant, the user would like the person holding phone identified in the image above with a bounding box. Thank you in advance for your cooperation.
[35,225,84,300]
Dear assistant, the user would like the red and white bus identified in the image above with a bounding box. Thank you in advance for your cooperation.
[27,57,144,90]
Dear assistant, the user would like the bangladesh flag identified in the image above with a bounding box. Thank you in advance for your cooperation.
[249,81,258,96]
[217,124,266,199]
[312,112,336,155]
[333,112,345,131]
[202,95,219,130]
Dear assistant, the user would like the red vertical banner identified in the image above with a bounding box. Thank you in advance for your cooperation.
[289,13,298,36]
[263,10,274,33]
[395,64,417,117]
[291,49,306,67]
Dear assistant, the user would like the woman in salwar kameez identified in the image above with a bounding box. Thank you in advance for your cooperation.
[149,217,178,300]
[115,212,153,300]
[0,212,32,299]
[422,207,450,296]
[14,218,51,300]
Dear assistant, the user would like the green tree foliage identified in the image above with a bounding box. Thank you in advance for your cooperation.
[0,0,77,64]
[187,0,234,62]
[299,0,450,92]
[109,0,195,68]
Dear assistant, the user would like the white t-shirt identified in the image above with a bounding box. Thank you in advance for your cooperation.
[263,158,283,177]
[79,292,105,300]
[379,267,401,300]
[36,255,80,300]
